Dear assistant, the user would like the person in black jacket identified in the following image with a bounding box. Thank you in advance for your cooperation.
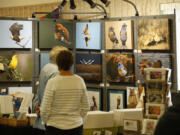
[154,92,180,135]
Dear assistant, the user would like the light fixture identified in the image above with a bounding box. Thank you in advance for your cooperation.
[100,0,111,7]
[70,0,76,9]
[83,0,96,8]
[59,0,67,9]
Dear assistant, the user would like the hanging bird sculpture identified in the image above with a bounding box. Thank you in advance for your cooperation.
[55,24,71,45]
[120,23,127,46]
[9,55,18,70]
[108,26,119,44]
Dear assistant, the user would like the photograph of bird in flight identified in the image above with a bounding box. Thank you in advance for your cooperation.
[76,22,101,50]
[105,20,133,50]
[0,20,32,48]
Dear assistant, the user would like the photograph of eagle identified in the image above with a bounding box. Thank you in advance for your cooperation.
[9,22,31,48]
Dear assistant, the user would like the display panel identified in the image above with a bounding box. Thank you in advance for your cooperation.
[0,20,32,48]
[106,53,134,83]
[105,20,133,49]
[39,21,73,49]
[0,53,32,81]
[138,19,170,50]
[76,22,101,50]
[75,53,102,82]
[108,89,126,111]
[87,88,101,111]
[137,53,171,83]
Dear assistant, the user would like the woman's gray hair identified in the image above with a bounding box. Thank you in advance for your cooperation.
[49,46,68,61]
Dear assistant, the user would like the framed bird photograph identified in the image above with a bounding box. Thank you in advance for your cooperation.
[0,20,32,48]
[145,103,165,118]
[107,89,126,111]
[106,53,134,83]
[146,81,166,92]
[138,19,170,50]
[40,52,74,72]
[144,68,167,81]
[76,22,101,50]
[137,53,171,83]
[142,119,158,134]
[146,91,165,104]
[123,119,140,132]
[75,53,102,82]
[39,21,73,49]
[105,20,133,50]
[126,87,139,108]
[0,53,32,82]
[87,88,102,111]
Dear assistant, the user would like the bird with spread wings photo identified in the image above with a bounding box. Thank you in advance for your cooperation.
[76,22,101,50]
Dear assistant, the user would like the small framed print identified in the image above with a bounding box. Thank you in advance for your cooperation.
[146,91,165,103]
[146,81,166,91]
[145,103,165,118]
[126,87,139,108]
[108,89,126,111]
[142,119,158,134]
[144,68,166,81]
[87,88,102,111]
[123,119,140,132]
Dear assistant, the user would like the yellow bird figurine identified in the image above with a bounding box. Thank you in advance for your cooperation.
[9,55,18,69]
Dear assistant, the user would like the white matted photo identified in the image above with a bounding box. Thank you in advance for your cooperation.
[123,119,139,132]
[142,119,158,134]
[145,103,165,118]
[92,130,101,135]
[87,88,101,111]
[144,68,166,81]
[108,89,126,111]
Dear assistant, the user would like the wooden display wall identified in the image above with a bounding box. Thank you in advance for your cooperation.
[0,0,180,19]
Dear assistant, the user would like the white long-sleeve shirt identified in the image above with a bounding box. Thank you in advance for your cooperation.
[40,74,89,130]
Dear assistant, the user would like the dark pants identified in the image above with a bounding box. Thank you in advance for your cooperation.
[32,128,45,135]
[45,125,83,135]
